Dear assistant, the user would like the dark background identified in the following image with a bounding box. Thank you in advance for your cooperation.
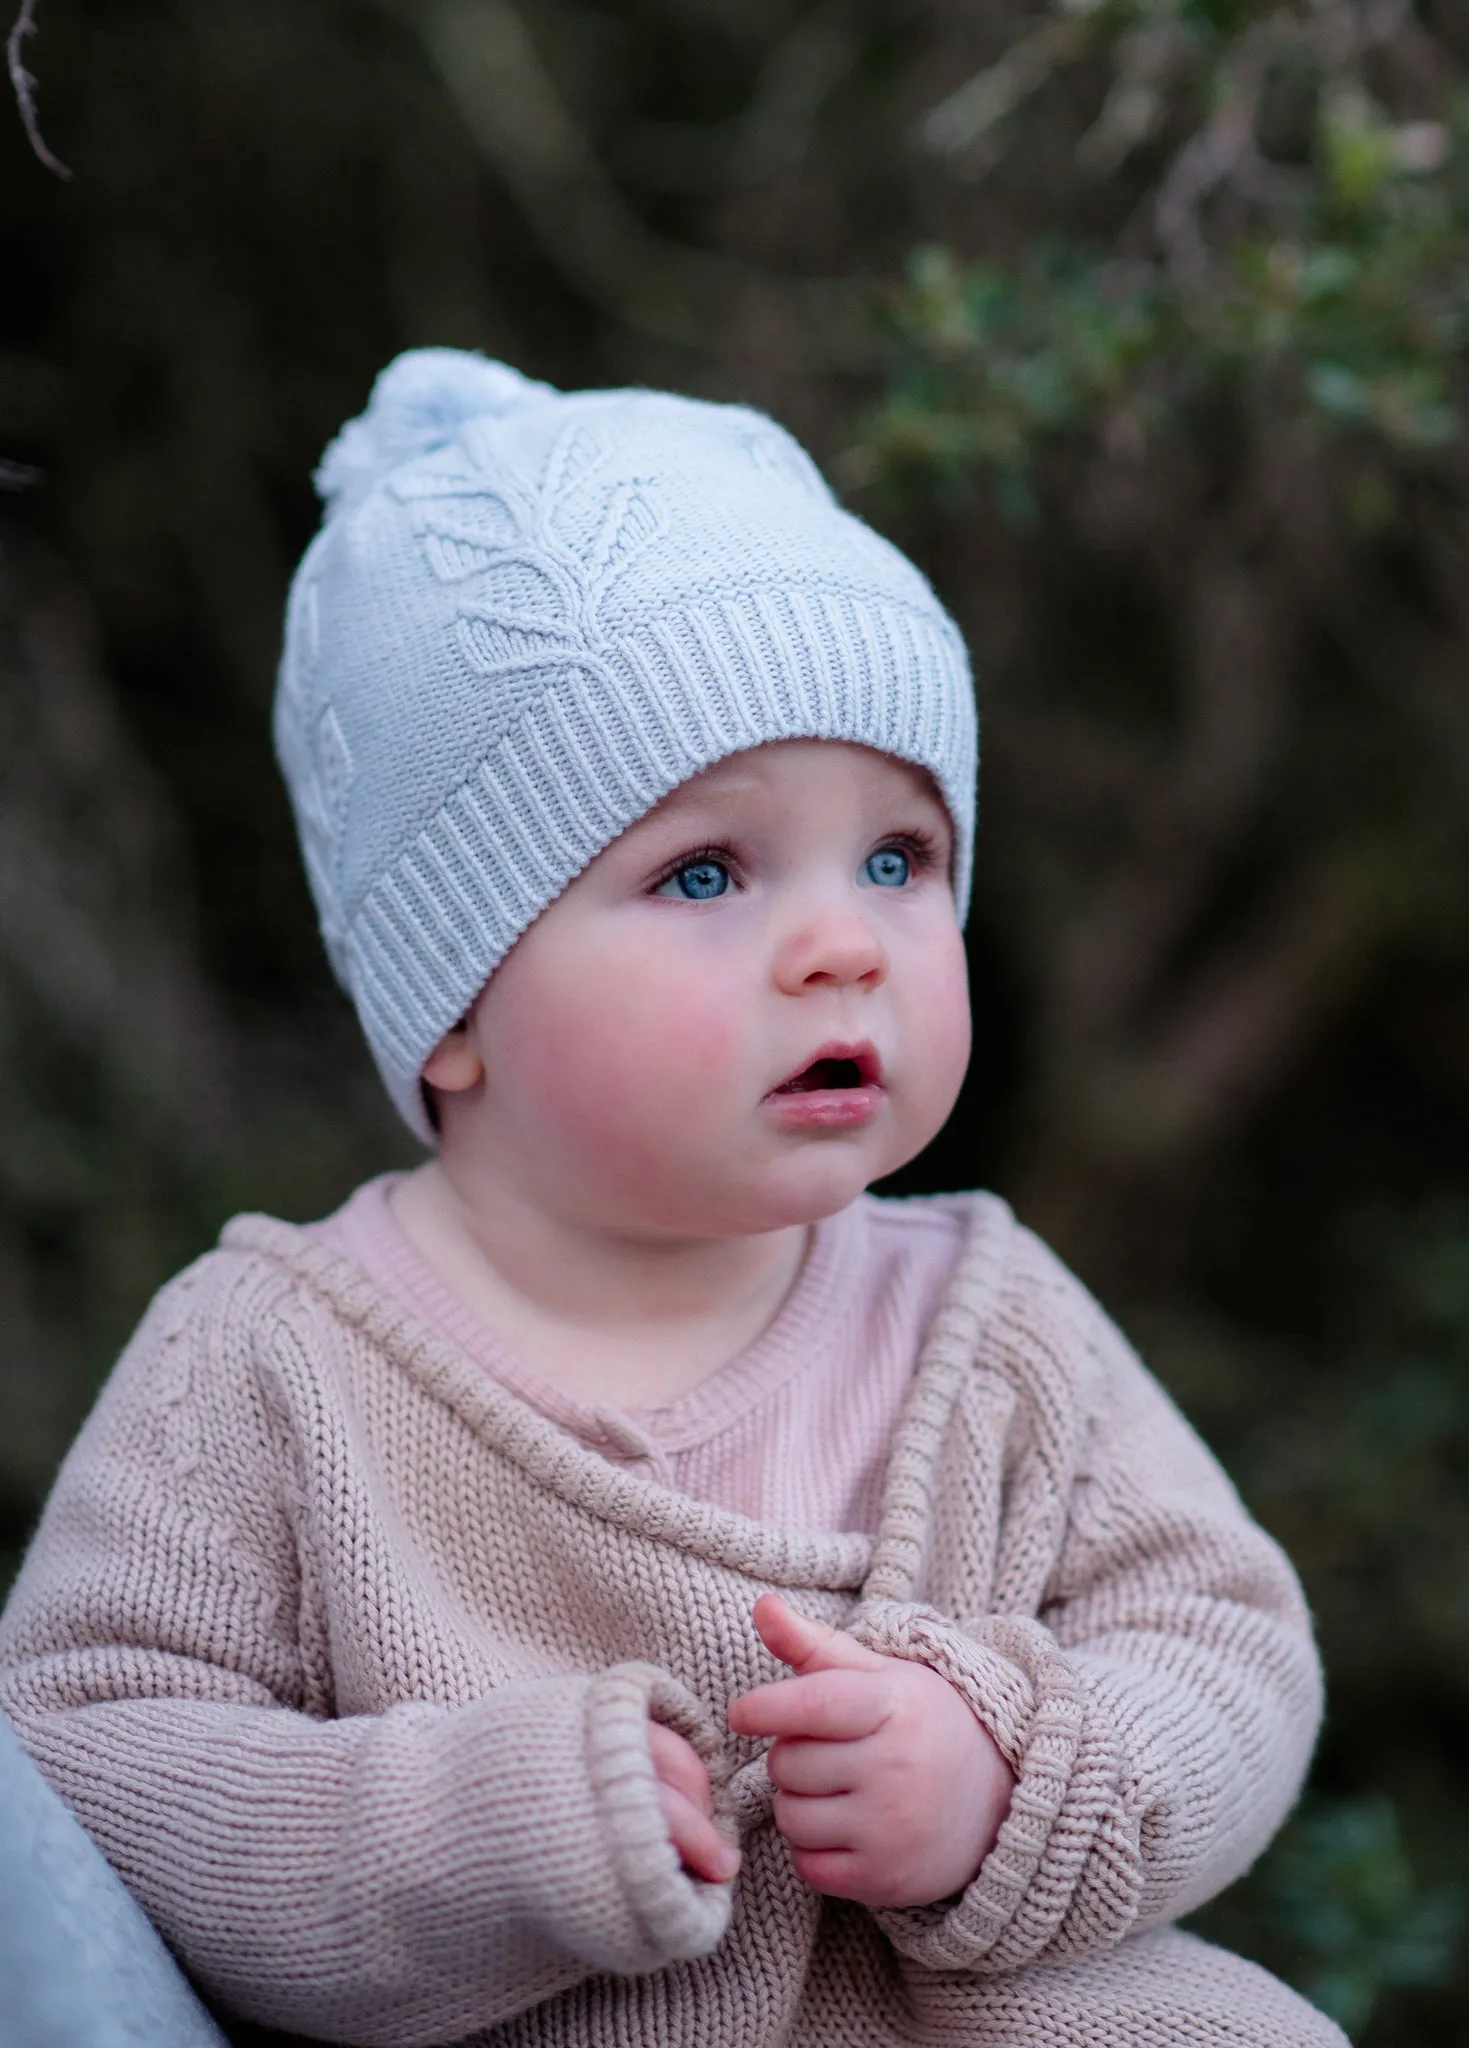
[2,0,1467,2037]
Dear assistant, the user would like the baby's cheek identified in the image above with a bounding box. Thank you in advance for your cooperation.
[517,966,747,1165]
[925,934,972,1066]
[930,977,972,1098]
[890,932,970,1138]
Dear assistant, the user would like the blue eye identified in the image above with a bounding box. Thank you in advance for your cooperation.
[658,859,730,900]
[864,847,911,888]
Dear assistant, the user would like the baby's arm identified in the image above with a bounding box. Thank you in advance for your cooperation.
[744,1222,1323,1976]
[0,1254,733,2045]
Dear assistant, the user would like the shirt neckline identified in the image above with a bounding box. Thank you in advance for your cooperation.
[224,1190,1015,1599]
[329,1174,872,1457]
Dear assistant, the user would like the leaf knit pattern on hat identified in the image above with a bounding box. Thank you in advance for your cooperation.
[0,1195,1343,2044]
[273,350,977,1138]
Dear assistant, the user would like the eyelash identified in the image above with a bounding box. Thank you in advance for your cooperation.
[883,828,942,875]
[647,841,743,893]
[646,829,943,894]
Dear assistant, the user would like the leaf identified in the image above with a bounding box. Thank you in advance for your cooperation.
[455,612,576,675]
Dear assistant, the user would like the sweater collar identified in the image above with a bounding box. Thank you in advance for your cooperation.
[315,1173,880,1457]
[222,1190,1015,1601]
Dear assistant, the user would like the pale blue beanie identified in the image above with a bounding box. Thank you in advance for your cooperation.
[275,349,977,1140]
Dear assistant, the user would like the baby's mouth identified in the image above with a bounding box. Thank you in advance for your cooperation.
[769,1042,883,1095]
[775,1058,863,1093]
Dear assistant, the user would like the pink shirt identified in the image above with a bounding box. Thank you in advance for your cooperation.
[309,1177,966,1535]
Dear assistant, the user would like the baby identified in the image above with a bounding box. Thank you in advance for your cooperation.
[0,352,1344,2046]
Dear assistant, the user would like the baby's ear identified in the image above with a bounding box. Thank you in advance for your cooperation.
[422,1014,483,1093]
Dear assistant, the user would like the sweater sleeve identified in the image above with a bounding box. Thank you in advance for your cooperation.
[0,1256,732,2047]
[853,1234,1323,1976]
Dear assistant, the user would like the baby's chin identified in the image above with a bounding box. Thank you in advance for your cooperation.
[625,1146,913,1242]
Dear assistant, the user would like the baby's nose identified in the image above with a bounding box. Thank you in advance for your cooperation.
[773,910,888,994]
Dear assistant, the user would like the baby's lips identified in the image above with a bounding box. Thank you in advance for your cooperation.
[767,1039,884,1096]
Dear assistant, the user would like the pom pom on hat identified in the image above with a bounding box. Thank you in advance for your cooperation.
[313,348,555,519]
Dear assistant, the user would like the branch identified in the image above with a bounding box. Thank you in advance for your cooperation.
[1048,547,1294,1042]
[1077,23,1192,176]
[1115,845,1384,1156]
[728,2,855,192]
[7,0,69,180]
[918,13,1095,168]
[595,8,854,199]
[1150,24,1276,287]
[381,0,876,367]
[385,0,728,346]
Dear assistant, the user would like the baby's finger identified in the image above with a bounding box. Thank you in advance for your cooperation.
[647,1720,713,1816]
[790,1846,866,1900]
[771,1791,853,1853]
[729,1668,886,1743]
[750,1593,887,1676]
[656,1781,740,1884]
[767,1735,861,1797]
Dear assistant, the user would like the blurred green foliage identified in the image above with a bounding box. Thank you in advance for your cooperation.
[1181,1199,1469,2034]
[866,8,1469,490]
[1202,1793,1463,2033]
[3,0,1469,2039]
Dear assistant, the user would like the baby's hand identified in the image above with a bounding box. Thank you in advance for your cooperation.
[648,1720,740,1884]
[727,1593,1014,1910]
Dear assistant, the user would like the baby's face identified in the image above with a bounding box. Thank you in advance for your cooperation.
[440,740,971,1239]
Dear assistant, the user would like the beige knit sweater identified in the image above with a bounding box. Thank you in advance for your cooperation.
[0,1194,1335,2047]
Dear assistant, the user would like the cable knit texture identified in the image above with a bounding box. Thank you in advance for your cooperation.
[0,1195,1343,2047]
[273,350,977,1138]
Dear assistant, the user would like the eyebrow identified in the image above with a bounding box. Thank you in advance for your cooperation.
[626,781,767,838]
[622,764,954,848]
[663,771,767,811]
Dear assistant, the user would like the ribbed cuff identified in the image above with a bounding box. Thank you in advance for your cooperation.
[583,1662,735,1969]
[850,1602,1139,1973]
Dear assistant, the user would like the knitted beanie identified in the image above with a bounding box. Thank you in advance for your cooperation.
[275,349,977,1141]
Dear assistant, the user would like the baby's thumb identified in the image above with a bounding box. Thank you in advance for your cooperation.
[751,1592,885,1675]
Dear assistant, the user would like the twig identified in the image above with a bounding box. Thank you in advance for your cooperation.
[1050,548,1293,1042]
[383,0,875,367]
[7,0,70,179]
[918,14,1094,161]
[729,3,854,191]
[1124,844,1381,1155]
[1151,23,1275,287]
[390,0,723,344]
